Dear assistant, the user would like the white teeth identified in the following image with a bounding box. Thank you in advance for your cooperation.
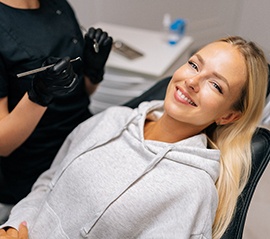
[177,90,196,106]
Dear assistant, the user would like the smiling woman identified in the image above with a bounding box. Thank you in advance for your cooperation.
[0,36,268,239]
[163,40,247,135]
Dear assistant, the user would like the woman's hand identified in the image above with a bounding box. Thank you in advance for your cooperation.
[0,222,28,239]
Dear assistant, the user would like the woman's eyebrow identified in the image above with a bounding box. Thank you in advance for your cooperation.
[195,53,230,88]
[195,53,205,65]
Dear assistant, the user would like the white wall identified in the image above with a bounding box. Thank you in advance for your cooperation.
[236,0,270,61]
[67,0,244,53]
[68,0,270,61]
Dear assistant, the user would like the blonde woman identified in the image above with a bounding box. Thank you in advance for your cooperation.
[0,36,268,239]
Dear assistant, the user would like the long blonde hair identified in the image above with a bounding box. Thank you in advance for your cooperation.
[206,36,269,238]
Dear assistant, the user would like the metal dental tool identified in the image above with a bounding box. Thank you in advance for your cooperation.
[112,40,144,60]
[93,39,99,53]
[17,57,81,78]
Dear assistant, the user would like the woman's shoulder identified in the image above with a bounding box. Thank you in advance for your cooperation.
[104,101,163,118]
[100,105,135,119]
[77,105,135,129]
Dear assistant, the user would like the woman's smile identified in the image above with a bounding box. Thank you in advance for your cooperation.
[175,87,197,107]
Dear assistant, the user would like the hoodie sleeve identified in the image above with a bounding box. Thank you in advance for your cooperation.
[0,129,75,230]
[0,109,113,230]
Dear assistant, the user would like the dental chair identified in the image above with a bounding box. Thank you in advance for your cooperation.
[124,76,270,239]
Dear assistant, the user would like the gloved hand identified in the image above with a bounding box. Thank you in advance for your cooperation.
[28,57,78,106]
[83,27,113,84]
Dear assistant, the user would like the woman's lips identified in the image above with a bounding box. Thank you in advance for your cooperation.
[175,87,197,106]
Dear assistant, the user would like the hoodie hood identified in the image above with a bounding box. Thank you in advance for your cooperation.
[126,101,220,182]
[51,100,220,191]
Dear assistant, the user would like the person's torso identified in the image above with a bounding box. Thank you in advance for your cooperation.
[0,0,91,203]
[27,104,218,239]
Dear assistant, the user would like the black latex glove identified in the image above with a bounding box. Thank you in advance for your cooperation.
[83,27,113,84]
[28,57,78,106]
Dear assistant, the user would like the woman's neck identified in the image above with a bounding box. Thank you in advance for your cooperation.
[144,113,204,143]
[0,0,40,9]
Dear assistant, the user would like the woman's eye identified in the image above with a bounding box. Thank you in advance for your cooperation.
[188,61,198,71]
[212,82,223,94]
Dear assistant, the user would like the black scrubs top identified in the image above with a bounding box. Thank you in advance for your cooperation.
[0,0,91,204]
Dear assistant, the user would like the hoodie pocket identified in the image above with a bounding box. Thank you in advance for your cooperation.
[30,202,69,239]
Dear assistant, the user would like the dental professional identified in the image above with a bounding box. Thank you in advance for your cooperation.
[0,36,268,239]
[0,0,113,223]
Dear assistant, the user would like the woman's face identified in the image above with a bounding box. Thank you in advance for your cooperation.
[164,41,247,130]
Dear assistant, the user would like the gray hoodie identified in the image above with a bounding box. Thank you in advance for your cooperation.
[2,101,220,239]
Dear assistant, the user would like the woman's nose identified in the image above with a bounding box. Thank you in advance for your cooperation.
[185,76,200,92]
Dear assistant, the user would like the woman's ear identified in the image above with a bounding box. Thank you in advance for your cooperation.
[216,111,242,125]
